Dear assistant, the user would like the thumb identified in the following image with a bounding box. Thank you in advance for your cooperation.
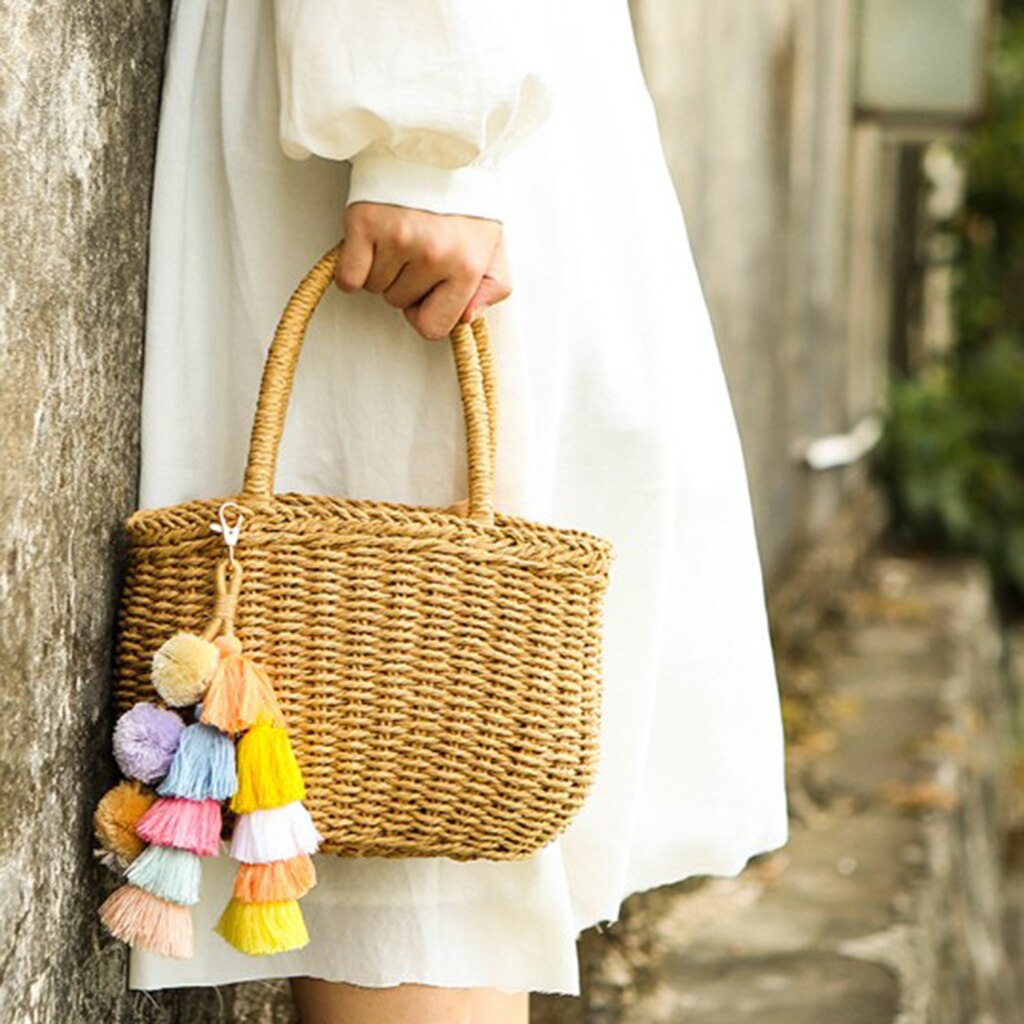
[462,276,512,322]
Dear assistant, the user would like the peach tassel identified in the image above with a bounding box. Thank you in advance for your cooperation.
[99,884,194,959]
[199,635,284,735]
[232,854,317,903]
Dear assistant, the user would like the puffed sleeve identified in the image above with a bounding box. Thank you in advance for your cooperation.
[272,0,555,222]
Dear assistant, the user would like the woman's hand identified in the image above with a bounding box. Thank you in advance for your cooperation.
[335,202,513,341]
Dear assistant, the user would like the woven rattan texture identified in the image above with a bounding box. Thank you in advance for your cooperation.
[111,241,614,860]
[113,496,611,859]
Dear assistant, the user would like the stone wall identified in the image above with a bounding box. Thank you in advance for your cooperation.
[0,3,170,1021]
[630,0,899,577]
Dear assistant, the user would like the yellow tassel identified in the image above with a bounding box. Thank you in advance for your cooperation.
[215,897,309,956]
[231,720,306,814]
[200,635,284,735]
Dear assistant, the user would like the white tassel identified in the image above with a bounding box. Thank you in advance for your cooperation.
[229,802,323,864]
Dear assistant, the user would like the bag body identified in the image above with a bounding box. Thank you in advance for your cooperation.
[112,244,613,861]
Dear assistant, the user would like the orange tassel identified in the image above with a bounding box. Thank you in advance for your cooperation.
[199,635,284,735]
[232,854,317,903]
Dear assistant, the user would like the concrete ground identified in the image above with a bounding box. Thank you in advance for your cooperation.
[533,556,1024,1023]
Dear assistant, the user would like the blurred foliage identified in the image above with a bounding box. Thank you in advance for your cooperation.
[876,14,1024,609]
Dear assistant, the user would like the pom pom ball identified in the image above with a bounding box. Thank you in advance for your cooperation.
[93,780,158,866]
[112,703,184,784]
[152,630,220,707]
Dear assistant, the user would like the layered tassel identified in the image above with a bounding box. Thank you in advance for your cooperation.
[229,802,322,865]
[232,855,316,903]
[98,504,320,961]
[215,898,309,956]
[158,719,237,801]
[126,844,203,906]
[136,797,223,857]
[99,884,194,959]
[231,719,305,814]
[199,635,284,735]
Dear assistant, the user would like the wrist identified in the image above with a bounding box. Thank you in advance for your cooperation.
[347,144,504,223]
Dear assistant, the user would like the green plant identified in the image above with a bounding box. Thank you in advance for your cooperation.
[875,15,1024,609]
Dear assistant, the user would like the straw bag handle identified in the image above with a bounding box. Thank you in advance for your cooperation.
[240,241,498,526]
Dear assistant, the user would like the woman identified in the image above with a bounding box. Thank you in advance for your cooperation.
[129,1,790,1020]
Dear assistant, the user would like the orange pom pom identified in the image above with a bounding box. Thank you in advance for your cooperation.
[232,855,317,903]
[94,780,158,866]
[200,636,284,735]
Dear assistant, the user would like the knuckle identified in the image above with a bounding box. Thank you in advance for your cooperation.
[389,219,415,249]
[419,239,448,268]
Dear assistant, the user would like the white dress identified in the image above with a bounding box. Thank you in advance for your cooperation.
[129,0,790,997]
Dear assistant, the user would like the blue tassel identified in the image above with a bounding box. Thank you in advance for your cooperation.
[125,844,202,906]
[157,720,237,801]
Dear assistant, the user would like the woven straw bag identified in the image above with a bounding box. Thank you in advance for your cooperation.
[112,242,614,861]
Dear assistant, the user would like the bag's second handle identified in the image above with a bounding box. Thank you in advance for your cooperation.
[240,241,497,526]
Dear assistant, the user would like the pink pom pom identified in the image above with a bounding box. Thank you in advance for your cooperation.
[136,797,222,857]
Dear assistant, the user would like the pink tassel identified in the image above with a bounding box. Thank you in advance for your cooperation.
[99,883,194,958]
[136,797,222,857]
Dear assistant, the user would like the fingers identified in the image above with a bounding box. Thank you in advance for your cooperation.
[334,234,373,293]
[462,274,513,323]
[403,269,480,341]
[334,203,511,340]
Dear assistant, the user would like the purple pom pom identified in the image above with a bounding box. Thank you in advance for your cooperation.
[113,703,184,783]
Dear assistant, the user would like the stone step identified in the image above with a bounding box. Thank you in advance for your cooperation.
[532,557,1023,1024]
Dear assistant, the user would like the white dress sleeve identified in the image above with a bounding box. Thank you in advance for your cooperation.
[272,0,554,222]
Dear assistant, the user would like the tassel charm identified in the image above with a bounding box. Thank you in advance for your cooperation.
[231,719,305,814]
[99,884,194,959]
[215,898,310,956]
[126,845,203,906]
[112,703,184,784]
[232,854,317,903]
[94,780,158,868]
[158,717,237,802]
[199,635,284,736]
[97,501,319,961]
[152,631,220,707]
[136,797,223,857]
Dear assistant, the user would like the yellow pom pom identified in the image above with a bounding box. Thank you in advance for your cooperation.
[215,897,309,956]
[94,780,158,866]
[230,720,306,814]
[152,631,220,707]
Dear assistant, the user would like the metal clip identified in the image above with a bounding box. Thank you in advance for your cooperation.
[210,500,244,565]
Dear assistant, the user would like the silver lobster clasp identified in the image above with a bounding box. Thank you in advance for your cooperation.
[210,500,245,564]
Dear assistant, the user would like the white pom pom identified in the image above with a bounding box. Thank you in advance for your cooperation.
[230,802,323,864]
[151,631,220,707]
